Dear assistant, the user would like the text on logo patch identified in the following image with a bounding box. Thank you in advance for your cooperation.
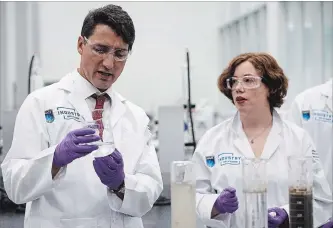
[218,153,241,166]
[56,107,81,122]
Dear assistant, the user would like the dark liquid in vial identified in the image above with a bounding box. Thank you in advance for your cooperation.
[289,188,313,228]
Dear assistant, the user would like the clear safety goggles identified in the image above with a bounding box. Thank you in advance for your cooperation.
[226,75,263,90]
[83,37,130,62]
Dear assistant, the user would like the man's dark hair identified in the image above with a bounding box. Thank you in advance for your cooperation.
[81,4,135,51]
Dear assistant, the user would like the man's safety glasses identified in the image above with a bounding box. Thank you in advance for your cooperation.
[83,37,130,62]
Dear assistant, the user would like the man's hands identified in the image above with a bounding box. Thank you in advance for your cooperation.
[93,149,125,190]
[53,128,100,168]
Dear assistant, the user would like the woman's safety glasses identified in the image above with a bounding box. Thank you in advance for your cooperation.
[83,36,130,62]
[226,75,263,90]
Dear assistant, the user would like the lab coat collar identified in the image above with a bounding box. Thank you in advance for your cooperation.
[321,79,332,98]
[57,69,126,126]
[231,109,282,159]
[320,79,332,112]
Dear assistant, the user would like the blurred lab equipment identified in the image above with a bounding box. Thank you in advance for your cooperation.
[0,125,2,156]
[171,161,196,228]
[28,54,44,93]
[242,158,268,228]
[288,156,313,228]
[157,106,184,205]
[191,99,215,141]
[0,54,44,213]
[182,49,196,153]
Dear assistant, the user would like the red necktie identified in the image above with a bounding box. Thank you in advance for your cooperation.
[92,94,108,140]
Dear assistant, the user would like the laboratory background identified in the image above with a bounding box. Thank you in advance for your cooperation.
[0,1,332,228]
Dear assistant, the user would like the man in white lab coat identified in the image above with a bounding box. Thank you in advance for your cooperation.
[1,4,163,228]
[285,78,333,227]
[192,53,332,228]
[286,79,332,189]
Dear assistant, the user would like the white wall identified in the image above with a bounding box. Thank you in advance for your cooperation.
[220,1,265,23]
[38,2,225,113]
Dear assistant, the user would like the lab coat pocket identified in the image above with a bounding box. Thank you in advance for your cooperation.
[123,215,144,228]
[60,217,109,228]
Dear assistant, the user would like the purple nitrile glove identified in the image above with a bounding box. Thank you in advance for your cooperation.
[213,187,239,214]
[53,128,100,167]
[322,220,333,228]
[93,149,125,190]
[268,207,288,228]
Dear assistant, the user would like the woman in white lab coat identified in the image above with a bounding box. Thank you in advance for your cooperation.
[192,53,332,228]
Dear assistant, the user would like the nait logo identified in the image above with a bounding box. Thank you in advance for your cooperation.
[44,109,55,123]
[302,110,310,121]
[205,156,215,168]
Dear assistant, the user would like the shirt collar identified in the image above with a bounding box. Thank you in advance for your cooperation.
[72,69,114,101]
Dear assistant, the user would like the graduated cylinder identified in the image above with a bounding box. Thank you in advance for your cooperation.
[171,161,196,228]
[288,156,313,228]
[242,158,268,228]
